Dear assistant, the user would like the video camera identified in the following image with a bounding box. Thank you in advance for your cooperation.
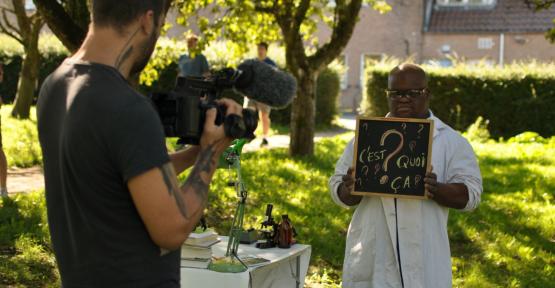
[149,68,258,145]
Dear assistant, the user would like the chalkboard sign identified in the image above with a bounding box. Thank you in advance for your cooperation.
[352,117,434,199]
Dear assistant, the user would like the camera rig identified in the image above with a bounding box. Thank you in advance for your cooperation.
[149,68,258,145]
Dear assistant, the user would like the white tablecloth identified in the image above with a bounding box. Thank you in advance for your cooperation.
[181,237,312,288]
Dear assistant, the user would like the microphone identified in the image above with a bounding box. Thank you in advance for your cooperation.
[234,59,297,109]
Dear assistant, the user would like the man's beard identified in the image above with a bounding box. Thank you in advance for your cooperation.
[129,29,158,78]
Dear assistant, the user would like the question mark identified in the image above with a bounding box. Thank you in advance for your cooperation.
[374,163,381,175]
[380,175,389,185]
[401,123,407,134]
[409,141,417,152]
[417,124,424,139]
[415,175,422,186]
[362,165,369,177]
[380,129,405,173]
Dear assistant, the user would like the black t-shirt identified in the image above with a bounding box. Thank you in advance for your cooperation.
[37,60,180,287]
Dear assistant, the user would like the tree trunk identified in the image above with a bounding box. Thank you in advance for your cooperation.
[33,0,88,52]
[289,70,318,156]
[12,39,40,119]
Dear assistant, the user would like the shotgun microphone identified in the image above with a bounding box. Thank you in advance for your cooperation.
[234,59,297,108]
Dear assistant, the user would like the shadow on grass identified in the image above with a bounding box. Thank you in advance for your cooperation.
[479,156,555,193]
[448,152,555,287]
[205,137,351,282]
[196,138,555,287]
[450,207,554,287]
[0,194,59,287]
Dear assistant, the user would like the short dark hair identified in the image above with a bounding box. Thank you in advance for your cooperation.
[258,42,269,50]
[91,0,172,32]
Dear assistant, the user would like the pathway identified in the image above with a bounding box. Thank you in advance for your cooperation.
[4,113,357,195]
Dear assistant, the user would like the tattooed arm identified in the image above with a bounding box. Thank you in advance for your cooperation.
[170,145,201,175]
[128,99,240,250]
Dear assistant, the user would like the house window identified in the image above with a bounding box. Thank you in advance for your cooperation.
[337,55,348,90]
[478,37,494,49]
[437,0,495,6]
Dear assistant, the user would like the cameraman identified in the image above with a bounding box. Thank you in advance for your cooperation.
[37,1,242,287]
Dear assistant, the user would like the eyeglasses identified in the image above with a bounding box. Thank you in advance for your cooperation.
[386,89,426,100]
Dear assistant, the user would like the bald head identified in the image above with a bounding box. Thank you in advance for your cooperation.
[386,63,431,119]
[388,63,428,90]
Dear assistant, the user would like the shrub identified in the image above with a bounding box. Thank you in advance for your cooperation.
[1,105,42,168]
[464,116,491,143]
[364,60,555,138]
[271,67,342,127]
[0,35,69,103]
[0,191,59,287]
[507,132,547,144]
[316,68,341,125]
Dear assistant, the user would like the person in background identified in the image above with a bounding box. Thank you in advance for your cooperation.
[329,63,483,288]
[245,42,277,147]
[0,63,8,198]
[178,34,210,77]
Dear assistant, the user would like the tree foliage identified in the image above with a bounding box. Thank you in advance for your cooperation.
[525,0,555,42]
[175,0,390,155]
[26,0,391,155]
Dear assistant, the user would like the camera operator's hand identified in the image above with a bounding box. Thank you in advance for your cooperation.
[217,98,243,117]
[200,98,243,153]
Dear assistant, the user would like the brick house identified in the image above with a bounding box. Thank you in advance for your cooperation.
[9,0,552,112]
[327,0,555,111]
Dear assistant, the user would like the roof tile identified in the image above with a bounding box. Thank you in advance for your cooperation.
[428,0,555,33]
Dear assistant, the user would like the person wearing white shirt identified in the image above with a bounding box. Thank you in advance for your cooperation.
[329,63,482,288]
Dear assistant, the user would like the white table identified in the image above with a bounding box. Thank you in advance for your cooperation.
[181,237,312,288]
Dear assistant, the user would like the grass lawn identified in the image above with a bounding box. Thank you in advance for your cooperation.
[0,113,553,286]
[0,105,42,168]
[203,134,555,287]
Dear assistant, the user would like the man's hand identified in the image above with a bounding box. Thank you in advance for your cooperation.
[425,167,469,209]
[199,98,242,154]
[342,167,355,192]
[128,98,244,250]
[338,167,362,206]
[424,170,439,199]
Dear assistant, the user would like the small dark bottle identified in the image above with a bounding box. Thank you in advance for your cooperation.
[277,215,296,249]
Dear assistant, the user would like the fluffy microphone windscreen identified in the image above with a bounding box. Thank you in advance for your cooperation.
[235,60,297,108]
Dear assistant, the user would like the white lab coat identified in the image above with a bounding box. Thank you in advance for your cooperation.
[329,112,482,288]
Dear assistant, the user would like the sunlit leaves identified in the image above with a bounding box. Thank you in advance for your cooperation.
[173,0,392,60]
[174,0,281,59]
[368,0,392,14]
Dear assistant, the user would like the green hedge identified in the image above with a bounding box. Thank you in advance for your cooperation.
[0,36,340,127]
[316,68,340,125]
[270,68,341,126]
[364,62,555,138]
[0,36,69,103]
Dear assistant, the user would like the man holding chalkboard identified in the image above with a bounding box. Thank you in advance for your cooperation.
[329,64,482,288]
